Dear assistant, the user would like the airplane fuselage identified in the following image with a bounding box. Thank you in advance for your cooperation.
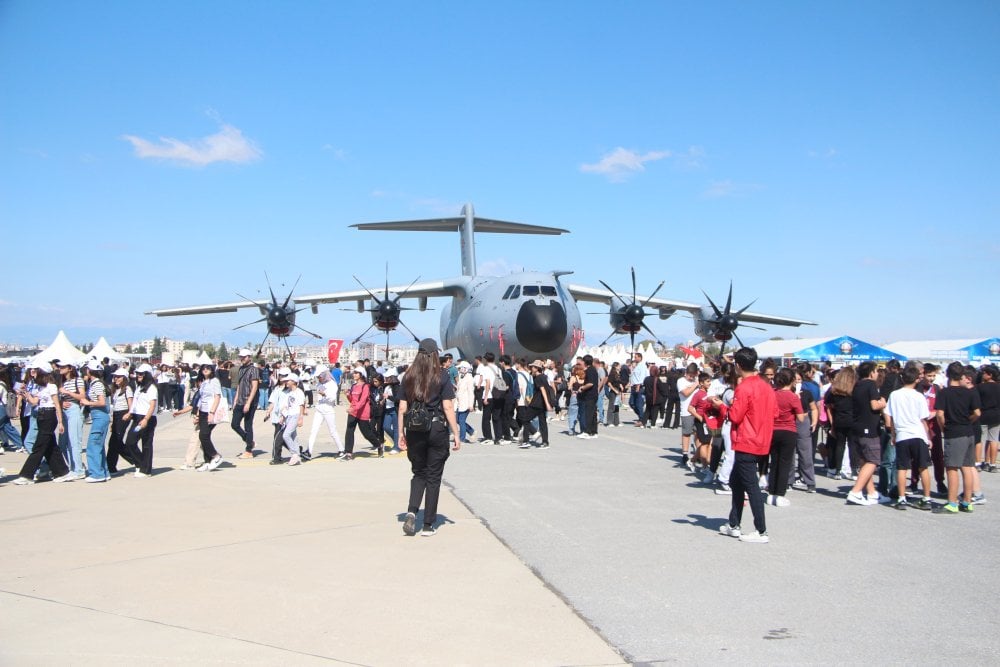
[439,271,583,362]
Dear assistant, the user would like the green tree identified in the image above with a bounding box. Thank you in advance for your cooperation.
[151,337,163,357]
[218,342,230,362]
[135,345,147,354]
[202,343,216,359]
[183,341,200,350]
[124,344,133,354]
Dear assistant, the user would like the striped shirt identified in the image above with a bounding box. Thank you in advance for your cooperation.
[112,386,133,412]
[61,377,85,405]
[87,380,107,406]
[234,363,259,404]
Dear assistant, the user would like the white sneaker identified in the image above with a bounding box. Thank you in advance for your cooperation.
[195,462,210,472]
[480,439,494,446]
[288,456,301,466]
[576,433,591,439]
[13,477,34,485]
[84,476,106,483]
[768,494,791,507]
[133,471,150,478]
[719,524,741,538]
[207,455,223,471]
[846,491,872,506]
[739,531,770,544]
[52,473,75,483]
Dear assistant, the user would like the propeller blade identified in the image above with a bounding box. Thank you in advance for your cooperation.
[294,323,323,339]
[701,290,723,320]
[384,262,390,300]
[628,329,636,354]
[639,321,669,350]
[353,275,383,305]
[724,281,733,315]
[233,316,268,331]
[733,331,746,348]
[255,330,270,357]
[393,274,423,305]
[598,280,629,309]
[639,280,666,309]
[735,299,758,316]
[631,267,637,304]
[264,271,278,305]
[396,318,421,344]
[282,275,302,310]
[351,322,377,345]
[598,329,617,347]
[235,292,268,310]
[742,324,768,332]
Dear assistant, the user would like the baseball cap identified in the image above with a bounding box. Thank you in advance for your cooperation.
[135,363,153,374]
[112,368,129,378]
[238,348,253,358]
[418,338,440,355]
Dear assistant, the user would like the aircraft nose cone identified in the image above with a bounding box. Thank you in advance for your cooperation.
[516,301,567,353]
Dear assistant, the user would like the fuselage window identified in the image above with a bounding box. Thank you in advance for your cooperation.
[540,286,557,297]
[522,285,539,297]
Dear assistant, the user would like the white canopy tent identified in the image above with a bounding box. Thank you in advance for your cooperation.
[884,339,984,363]
[88,337,129,363]
[28,330,87,367]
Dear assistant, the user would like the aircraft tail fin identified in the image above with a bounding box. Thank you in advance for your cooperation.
[351,203,568,276]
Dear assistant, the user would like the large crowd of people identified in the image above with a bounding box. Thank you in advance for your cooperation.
[1,344,997,541]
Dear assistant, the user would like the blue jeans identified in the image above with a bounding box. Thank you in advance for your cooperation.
[383,410,398,449]
[258,387,270,410]
[0,414,23,449]
[567,395,580,433]
[456,410,475,442]
[597,390,606,424]
[630,389,645,422]
[59,404,85,475]
[85,406,110,479]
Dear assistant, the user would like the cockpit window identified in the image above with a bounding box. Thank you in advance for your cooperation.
[540,286,557,296]
[522,285,539,296]
[510,285,520,299]
[502,285,515,300]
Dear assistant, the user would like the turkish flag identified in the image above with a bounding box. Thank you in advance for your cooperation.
[327,339,344,364]
[679,345,703,358]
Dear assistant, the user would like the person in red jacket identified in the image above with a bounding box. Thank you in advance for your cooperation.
[719,347,777,544]
[341,367,382,460]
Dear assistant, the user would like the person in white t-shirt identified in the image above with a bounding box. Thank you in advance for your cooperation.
[885,365,933,509]
[124,364,159,478]
[195,365,224,472]
[13,363,71,484]
[677,363,700,468]
[280,374,306,465]
[307,366,344,458]
[264,369,291,464]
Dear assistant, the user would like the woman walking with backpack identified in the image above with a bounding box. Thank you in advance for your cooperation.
[399,339,461,536]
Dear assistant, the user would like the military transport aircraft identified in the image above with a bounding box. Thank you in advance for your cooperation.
[147,204,815,361]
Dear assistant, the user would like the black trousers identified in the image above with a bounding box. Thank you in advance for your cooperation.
[18,409,68,479]
[406,422,451,527]
[579,398,597,435]
[231,401,257,452]
[729,451,767,534]
[107,409,136,472]
[768,429,797,496]
[665,398,681,428]
[198,411,220,461]
[124,415,156,474]
[524,405,548,444]
[345,414,379,453]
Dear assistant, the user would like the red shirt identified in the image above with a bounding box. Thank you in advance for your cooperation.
[773,389,803,431]
[729,374,777,456]
[693,390,728,430]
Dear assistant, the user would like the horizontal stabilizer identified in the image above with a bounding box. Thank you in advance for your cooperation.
[352,217,568,235]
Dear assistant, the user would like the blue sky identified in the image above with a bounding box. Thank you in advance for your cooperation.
[2,1,998,350]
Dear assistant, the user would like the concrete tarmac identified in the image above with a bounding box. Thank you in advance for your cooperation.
[3,405,1000,665]
[0,407,624,666]
[447,414,1000,665]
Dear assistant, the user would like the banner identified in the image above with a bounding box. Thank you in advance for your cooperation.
[327,339,344,364]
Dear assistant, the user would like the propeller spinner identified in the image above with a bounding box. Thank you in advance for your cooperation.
[234,274,321,355]
[699,281,766,354]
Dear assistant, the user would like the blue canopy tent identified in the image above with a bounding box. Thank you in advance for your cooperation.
[754,336,906,363]
[962,338,1000,363]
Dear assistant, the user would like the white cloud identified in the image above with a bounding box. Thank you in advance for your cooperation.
[122,124,262,166]
[580,147,671,182]
[702,180,763,199]
[807,148,838,159]
[477,258,523,277]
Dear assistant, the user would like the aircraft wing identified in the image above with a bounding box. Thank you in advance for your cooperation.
[294,278,468,306]
[146,300,264,316]
[567,284,701,313]
[566,284,816,327]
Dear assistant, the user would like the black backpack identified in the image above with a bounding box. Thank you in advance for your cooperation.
[404,399,433,432]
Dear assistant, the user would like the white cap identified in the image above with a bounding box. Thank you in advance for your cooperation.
[86,360,103,372]
[239,348,253,357]
[113,368,129,378]
[314,365,329,376]
[277,367,291,377]
[32,361,51,371]
[383,368,398,377]
[135,364,153,374]
[286,374,299,383]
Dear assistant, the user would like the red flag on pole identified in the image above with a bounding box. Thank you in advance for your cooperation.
[327,339,344,364]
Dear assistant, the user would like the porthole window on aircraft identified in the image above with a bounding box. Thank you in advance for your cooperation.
[522,285,539,296]
[540,286,557,296]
